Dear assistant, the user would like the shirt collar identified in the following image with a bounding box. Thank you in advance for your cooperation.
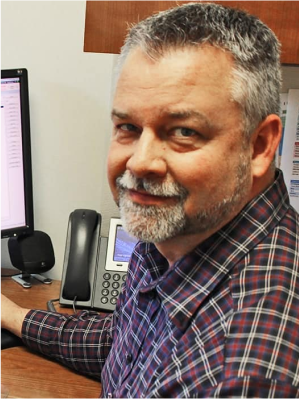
[139,170,291,332]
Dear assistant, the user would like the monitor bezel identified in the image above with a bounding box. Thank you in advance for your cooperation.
[1,68,34,238]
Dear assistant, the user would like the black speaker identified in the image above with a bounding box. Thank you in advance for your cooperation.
[8,231,55,274]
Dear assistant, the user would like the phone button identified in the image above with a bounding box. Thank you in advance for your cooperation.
[112,282,119,289]
[102,281,110,288]
[110,297,117,305]
[111,290,119,297]
[103,273,111,280]
[101,297,109,304]
[113,274,120,281]
[102,289,109,296]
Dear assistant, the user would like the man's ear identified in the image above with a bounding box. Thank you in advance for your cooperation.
[250,114,282,178]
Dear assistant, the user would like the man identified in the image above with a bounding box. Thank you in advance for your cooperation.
[2,3,298,398]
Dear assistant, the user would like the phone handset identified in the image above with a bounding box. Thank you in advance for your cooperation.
[62,209,101,301]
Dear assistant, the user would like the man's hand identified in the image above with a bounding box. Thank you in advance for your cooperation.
[1,294,30,337]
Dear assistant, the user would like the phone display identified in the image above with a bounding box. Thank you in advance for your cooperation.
[113,225,138,263]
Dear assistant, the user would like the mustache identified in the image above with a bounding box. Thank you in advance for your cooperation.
[116,171,188,199]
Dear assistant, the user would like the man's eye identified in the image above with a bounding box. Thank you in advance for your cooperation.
[117,123,139,132]
[172,127,198,138]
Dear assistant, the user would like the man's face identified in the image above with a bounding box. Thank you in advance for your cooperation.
[108,46,253,243]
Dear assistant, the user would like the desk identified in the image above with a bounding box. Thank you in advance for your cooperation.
[1,270,102,398]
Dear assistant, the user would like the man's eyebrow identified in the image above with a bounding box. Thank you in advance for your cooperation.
[111,108,212,127]
[111,109,129,120]
[167,110,211,126]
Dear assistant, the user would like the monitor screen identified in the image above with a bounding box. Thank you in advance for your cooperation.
[1,69,34,238]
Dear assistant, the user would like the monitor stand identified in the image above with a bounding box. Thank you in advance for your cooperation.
[11,272,52,288]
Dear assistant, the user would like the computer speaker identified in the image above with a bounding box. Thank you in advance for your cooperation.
[8,231,55,274]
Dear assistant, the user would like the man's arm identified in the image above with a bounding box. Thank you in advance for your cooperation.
[23,308,114,379]
[1,293,115,379]
[1,294,30,337]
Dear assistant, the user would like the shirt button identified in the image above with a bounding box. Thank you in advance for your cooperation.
[126,353,133,364]
[148,290,156,300]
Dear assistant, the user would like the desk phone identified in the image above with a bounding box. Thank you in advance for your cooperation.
[59,210,138,312]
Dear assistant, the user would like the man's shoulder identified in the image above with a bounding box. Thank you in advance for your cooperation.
[253,201,299,263]
[233,207,298,267]
[228,200,298,309]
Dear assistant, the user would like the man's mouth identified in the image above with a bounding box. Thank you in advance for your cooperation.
[127,188,177,206]
[116,171,189,207]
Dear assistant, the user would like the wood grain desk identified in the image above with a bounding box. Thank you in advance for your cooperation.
[1,270,102,398]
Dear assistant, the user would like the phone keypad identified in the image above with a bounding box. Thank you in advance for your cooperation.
[100,272,126,307]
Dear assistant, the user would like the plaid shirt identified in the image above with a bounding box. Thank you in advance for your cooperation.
[22,170,299,398]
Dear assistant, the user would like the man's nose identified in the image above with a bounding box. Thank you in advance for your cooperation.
[126,129,167,178]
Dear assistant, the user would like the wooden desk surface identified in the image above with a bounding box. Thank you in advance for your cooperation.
[1,271,101,398]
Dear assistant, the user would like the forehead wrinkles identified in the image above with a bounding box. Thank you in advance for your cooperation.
[115,72,191,103]
[112,47,238,129]
[114,50,213,104]
[113,73,213,126]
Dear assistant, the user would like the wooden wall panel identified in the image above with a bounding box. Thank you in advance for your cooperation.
[84,1,299,65]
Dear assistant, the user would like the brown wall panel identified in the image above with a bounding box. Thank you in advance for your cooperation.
[84,1,299,65]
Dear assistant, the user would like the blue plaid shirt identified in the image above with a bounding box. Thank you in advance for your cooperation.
[22,170,299,398]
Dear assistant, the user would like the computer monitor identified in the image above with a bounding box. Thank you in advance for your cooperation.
[1,68,34,238]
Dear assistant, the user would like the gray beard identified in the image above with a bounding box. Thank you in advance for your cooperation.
[117,157,250,243]
[118,195,187,242]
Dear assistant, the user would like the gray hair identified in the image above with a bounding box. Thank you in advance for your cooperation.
[117,2,282,139]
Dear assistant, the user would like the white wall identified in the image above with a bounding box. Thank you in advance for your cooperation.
[1,1,119,279]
